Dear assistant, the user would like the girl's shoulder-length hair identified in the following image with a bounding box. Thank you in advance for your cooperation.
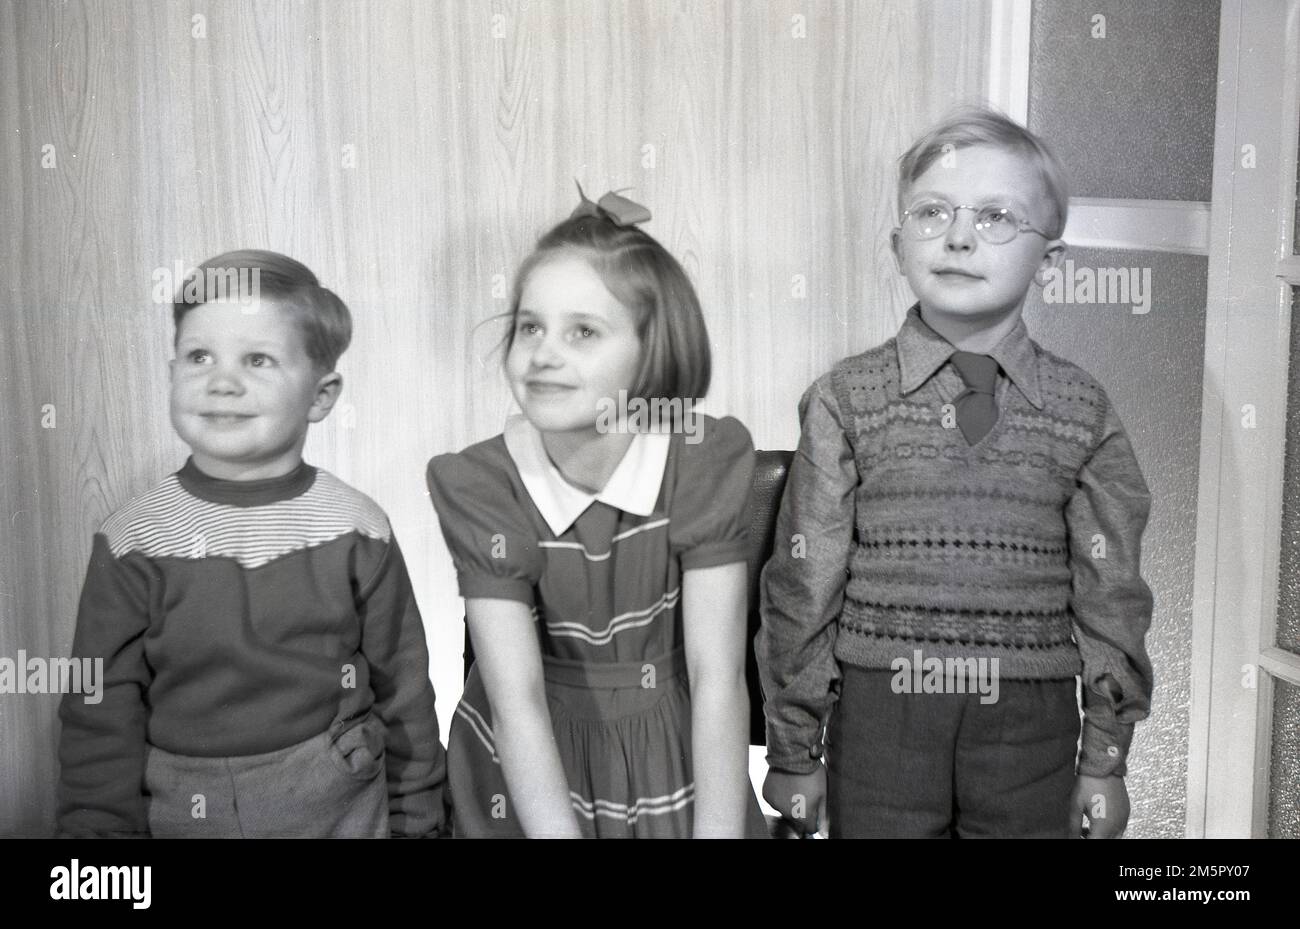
[506,214,712,403]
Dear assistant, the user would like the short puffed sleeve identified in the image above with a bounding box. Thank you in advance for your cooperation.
[427,443,542,605]
[668,415,756,572]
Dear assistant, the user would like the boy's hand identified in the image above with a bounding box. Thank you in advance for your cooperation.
[763,766,828,837]
[1071,774,1130,838]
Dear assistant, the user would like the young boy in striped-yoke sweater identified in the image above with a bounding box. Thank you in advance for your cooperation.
[757,108,1154,838]
[57,251,448,838]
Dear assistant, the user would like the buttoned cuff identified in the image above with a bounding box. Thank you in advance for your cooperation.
[1077,712,1135,777]
[765,730,827,776]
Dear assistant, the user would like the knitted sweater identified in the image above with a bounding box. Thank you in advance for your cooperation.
[757,305,1154,778]
[57,458,448,837]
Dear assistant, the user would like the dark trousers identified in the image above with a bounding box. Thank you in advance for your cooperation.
[826,666,1080,838]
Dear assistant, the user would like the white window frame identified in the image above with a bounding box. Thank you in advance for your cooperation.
[1187,0,1300,838]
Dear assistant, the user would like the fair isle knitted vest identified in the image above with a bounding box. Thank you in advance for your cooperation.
[829,337,1105,680]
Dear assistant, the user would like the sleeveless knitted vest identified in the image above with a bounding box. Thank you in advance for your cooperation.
[828,338,1108,679]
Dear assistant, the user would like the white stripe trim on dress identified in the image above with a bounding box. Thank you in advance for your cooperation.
[545,588,680,645]
[611,518,670,543]
[454,703,499,763]
[569,783,696,824]
[458,701,693,825]
[537,517,670,562]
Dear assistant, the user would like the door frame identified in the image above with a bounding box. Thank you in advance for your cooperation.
[1187,0,1300,838]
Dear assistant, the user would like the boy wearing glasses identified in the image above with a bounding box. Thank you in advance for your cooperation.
[756,107,1154,838]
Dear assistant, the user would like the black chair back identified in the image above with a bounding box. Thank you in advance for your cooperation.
[744,450,793,743]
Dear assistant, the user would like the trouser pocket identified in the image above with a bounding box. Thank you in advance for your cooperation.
[327,712,387,782]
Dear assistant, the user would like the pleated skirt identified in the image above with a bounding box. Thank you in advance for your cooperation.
[448,648,769,838]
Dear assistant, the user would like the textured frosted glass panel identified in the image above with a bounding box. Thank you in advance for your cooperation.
[1028,0,1218,201]
[1269,678,1300,838]
[1023,248,1205,837]
[1279,287,1300,655]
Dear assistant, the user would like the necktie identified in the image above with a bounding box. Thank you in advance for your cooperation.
[950,351,999,445]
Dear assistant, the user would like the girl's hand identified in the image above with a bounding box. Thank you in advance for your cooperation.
[1071,774,1130,838]
[762,766,827,837]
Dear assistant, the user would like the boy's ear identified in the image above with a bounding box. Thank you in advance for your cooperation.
[890,227,905,271]
[1034,239,1066,286]
[307,371,344,423]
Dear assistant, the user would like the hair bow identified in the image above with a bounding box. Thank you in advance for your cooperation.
[570,180,652,226]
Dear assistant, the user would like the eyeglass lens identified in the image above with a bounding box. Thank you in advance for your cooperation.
[906,201,1019,244]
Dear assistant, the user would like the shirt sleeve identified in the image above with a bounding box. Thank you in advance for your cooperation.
[1064,394,1155,778]
[669,415,756,572]
[356,534,450,837]
[56,534,155,837]
[426,450,542,605]
[755,373,855,774]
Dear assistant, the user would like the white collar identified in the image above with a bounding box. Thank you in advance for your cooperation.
[503,414,670,536]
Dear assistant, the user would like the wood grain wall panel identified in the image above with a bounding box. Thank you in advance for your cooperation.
[0,0,988,835]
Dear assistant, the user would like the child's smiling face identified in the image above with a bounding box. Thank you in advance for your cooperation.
[506,254,643,436]
[892,144,1064,330]
[170,299,339,480]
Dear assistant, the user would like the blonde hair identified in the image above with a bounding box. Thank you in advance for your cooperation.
[898,105,1070,239]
